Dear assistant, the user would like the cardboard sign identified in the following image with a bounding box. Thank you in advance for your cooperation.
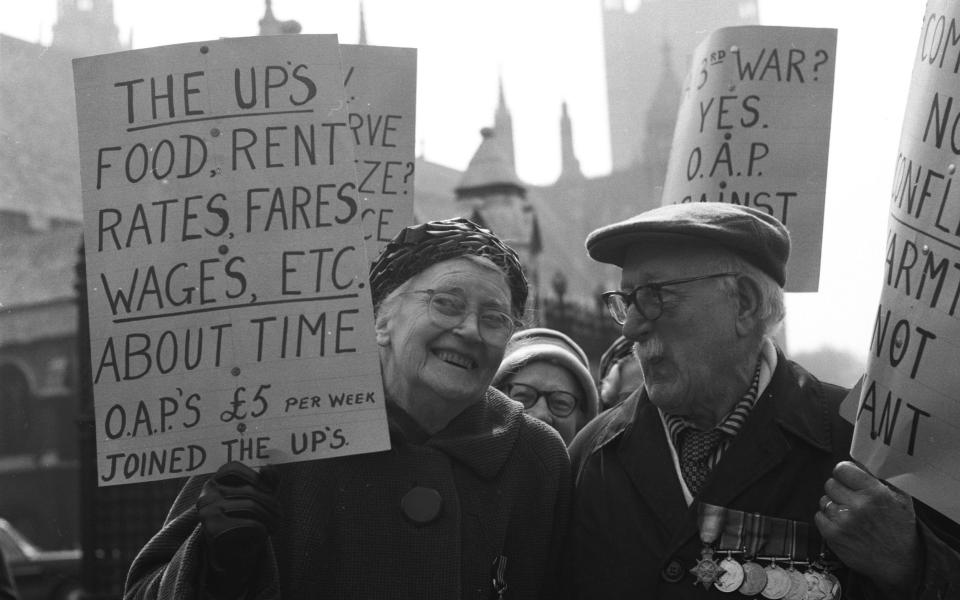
[73,35,389,486]
[662,26,837,292]
[851,0,960,523]
[340,44,417,262]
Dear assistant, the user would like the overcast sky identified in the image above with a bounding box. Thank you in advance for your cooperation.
[0,0,929,365]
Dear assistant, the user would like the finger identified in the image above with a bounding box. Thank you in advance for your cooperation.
[215,462,280,498]
[198,476,281,522]
[200,501,280,535]
[823,476,864,508]
[814,509,840,538]
[816,494,848,522]
[218,480,279,503]
[196,478,223,510]
[218,494,281,523]
[832,461,879,492]
[818,494,833,512]
[213,461,266,489]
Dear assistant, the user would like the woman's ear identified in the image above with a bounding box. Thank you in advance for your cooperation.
[733,274,762,336]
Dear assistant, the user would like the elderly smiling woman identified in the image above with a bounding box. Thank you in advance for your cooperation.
[124,218,571,600]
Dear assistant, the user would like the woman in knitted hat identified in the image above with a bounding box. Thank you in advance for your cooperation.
[493,328,599,445]
[125,218,571,600]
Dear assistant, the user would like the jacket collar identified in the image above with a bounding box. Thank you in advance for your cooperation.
[765,347,835,453]
[577,346,839,543]
[388,388,523,481]
[586,346,835,457]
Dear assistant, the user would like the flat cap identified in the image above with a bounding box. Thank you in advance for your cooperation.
[585,203,791,286]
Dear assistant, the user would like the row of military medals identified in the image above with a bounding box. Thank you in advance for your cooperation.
[690,505,842,599]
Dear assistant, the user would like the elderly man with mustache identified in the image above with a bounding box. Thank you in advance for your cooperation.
[565,203,960,599]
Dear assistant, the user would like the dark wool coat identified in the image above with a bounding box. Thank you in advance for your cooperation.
[125,389,571,600]
[565,350,960,599]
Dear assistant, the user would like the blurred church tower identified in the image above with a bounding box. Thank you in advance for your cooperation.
[640,41,681,200]
[259,0,302,35]
[51,0,129,56]
[455,125,541,311]
[602,0,757,172]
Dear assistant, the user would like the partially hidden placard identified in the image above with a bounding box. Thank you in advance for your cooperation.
[662,26,837,292]
[341,44,417,262]
[851,1,960,524]
[73,34,389,486]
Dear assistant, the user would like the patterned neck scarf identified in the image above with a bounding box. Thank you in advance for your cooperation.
[664,358,763,497]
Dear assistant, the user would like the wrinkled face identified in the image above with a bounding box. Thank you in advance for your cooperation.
[376,257,514,412]
[504,361,585,445]
[619,243,741,418]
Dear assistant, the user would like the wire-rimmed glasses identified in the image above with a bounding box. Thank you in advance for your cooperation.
[406,289,519,345]
[601,272,738,324]
[506,383,579,417]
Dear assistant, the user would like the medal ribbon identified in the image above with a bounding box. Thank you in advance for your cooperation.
[746,511,764,558]
[788,519,797,562]
[717,506,744,552]
[702,503,821,562]
[697,502,726,546]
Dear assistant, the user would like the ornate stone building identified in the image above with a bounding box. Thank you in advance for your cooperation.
[0,0,132,551]
[0,0,760,559]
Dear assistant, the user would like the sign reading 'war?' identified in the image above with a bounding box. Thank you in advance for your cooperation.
[852,0,960,523]
[73,35,389,486]
[341,45,417,261]
[662,26,837,292]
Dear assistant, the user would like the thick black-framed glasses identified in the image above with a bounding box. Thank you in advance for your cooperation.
[405,289,519,345]
[601,272,738,324]
[506,383,579,417]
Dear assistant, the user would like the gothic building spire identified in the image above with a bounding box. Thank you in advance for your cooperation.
[359,2,368,44]
[51,0,127,56]
[493,73,516,170]
[558,100,583,181]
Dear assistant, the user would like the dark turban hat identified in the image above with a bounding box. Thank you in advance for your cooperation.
[369,218,529,316]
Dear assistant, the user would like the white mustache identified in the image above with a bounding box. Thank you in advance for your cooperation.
[632,338,664,362]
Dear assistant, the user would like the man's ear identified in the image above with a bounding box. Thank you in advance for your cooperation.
[374,309,392,347]
[733,275,762,336]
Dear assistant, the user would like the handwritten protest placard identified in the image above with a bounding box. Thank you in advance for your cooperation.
[662,26,837,292]
[850,0,960,523]
[341,44,417,261]
[73,35,389,486]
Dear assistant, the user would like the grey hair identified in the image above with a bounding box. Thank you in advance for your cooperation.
[708,250,785,337]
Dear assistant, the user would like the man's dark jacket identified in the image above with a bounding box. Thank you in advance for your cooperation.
[566,349,960,598]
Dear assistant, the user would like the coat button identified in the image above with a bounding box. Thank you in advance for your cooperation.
[401,486,443,525]
[661,559,685,583]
